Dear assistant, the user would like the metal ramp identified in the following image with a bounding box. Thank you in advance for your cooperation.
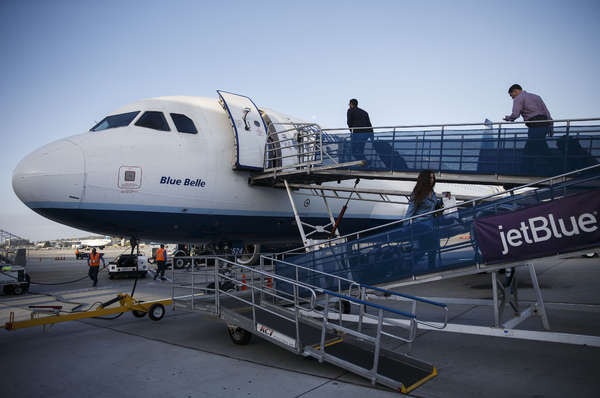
[251,118,600,186]
[170,257,448,393]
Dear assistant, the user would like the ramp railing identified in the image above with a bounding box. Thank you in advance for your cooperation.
[261,255,448,330]
[317,117,599,179]
[263,123,325,172]
[274,164,600,286]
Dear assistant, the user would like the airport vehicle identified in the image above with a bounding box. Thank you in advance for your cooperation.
[0,265,30,295]
[75,249,89,259]
[107,254,148,279]
[11,91,502,254]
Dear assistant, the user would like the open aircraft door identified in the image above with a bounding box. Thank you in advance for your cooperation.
[217,90,269,170]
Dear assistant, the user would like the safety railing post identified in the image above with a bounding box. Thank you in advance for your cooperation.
[250,268,257,327]
[215,258,220,316]
[392,128,396,169]
[496,123,502,175]
[371,309,384,385]
[358,286,365,332]
[294,284,301,353]
[563,120,571,174]
[191,271,195,311]
[439,125,445,172]
[338,279,343,327]
[319,126,323,164]
[319,294,330,362]
[408,300,417,352]
[459,134,464,171]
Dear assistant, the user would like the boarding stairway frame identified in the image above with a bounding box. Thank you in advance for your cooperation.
[262,163,600,347]
[169,255,449,393]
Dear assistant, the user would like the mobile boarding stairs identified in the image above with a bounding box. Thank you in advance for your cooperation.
[173,100,600,393]
[170,163,600,394]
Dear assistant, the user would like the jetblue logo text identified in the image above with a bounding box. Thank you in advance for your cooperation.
[160,176,206,188]
[499,211,598,255]
[474,190,600,264]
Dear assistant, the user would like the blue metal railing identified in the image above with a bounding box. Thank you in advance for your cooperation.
[317,118,600,178]
[276,166,600,289]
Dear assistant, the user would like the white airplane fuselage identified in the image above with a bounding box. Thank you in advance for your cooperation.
[12,95,500,247]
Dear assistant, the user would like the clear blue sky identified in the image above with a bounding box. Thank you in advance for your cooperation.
[1,0,599,241]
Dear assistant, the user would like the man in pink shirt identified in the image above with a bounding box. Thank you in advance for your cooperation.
[504,84,553,173]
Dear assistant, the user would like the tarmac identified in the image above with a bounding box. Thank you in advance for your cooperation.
[1,247,599,397]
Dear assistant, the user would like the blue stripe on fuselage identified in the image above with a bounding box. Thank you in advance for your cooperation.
[31,206,390,245]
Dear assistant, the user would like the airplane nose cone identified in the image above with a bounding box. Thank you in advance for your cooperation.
[12,139,85,208]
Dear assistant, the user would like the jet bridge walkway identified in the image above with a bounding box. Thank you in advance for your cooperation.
[251,118,600,186]
[170,256,448,393]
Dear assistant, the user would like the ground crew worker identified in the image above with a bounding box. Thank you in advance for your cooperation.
[75,248,79,259]
[87,248,105,287]
[154,244,167,280]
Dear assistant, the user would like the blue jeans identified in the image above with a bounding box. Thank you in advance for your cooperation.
[410,220,439,271]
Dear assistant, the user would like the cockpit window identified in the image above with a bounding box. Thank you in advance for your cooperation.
[135,111,170,132]
[170,113,197,134]
[90,111,140,132]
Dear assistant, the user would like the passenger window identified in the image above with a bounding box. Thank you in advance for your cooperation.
[135,111,170,131]
[90,111,140,132]
[170,113,197,134]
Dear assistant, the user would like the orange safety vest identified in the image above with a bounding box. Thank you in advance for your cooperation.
[75,249,79,255]
[89,253,101,267]
[156,248,166,261]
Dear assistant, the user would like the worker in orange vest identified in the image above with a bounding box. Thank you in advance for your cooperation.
[154,244,167,280]
[87,248,105,287]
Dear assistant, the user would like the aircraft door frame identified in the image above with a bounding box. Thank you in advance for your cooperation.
[217,90,269,170]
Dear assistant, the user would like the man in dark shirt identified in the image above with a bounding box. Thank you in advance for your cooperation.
[503,84,553,174]
[347,99,374,163]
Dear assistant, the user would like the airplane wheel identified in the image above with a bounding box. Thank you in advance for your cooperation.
[12,285,25,295]
[148,303,165,321]
[173,253,186,269]
[342,300,351,314]
[227,325,252,345]
[132,310,147,318]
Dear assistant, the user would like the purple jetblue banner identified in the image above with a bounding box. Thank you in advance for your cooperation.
[474,190,600,264]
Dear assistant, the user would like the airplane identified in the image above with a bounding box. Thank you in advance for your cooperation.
[78,236,112,249]
[12,90,502,263]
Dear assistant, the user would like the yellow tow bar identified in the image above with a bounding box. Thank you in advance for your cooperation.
[4,294,172,331]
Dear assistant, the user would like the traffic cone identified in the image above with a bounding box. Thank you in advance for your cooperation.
[266,277,273,289]
[241,274,247,291]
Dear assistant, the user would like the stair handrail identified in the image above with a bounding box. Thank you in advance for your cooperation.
[264,255,449,329]
[213,256,319,310]
[353,284,448,329]
[263,122,325,172]
[318,117,600,134]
